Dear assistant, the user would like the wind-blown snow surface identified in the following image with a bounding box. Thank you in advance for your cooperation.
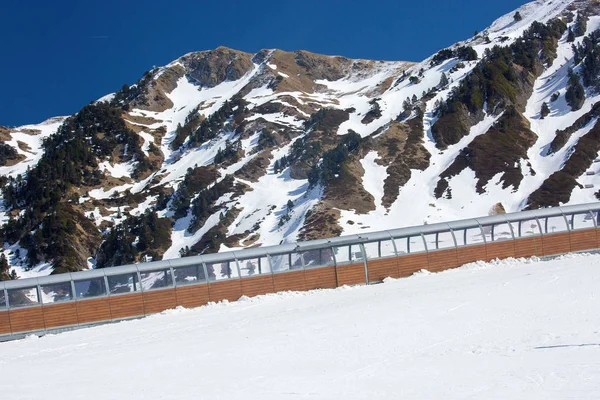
[3,253,600,399]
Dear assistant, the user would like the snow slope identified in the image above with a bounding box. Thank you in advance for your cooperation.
[2,253,600,399]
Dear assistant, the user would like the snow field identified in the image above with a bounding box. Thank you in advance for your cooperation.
[2,253,600,399]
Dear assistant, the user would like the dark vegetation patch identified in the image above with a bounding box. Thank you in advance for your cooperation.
[430,45,478,67]
[361,98,382,124]
[170,166,220,220]
[437,107,537,195]
[95,211,172,268]
[548,102,600,155]
[0,143,22,166]
[188,175,247,233]
[431,19,566,149]
[1,102,149,272]
[528,119,600,209]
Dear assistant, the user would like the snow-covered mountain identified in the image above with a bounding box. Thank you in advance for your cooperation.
[2,0,600,278]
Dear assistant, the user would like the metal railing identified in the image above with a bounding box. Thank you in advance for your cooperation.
[1,202,599,310]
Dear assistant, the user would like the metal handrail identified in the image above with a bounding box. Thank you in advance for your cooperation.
[2,202,600,309]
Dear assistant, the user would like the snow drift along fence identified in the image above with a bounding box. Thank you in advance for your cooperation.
[1,202,600,341]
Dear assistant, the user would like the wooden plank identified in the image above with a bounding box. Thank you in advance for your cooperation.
[541,232,571,256]
[208,279,243,303]
[569,229,598,252]
[9,306,45,334]
[175,285,210,309]
[304,267,337,289]
[514,236,542,258]
[336,263,366,286]
[485,240,515,261]
[143,289,178,315]
[109,293,145,320]
[42,302,79,328]
[456,245,486,266]
[76,297,112,324]
[397,253,429,277]
[240,275,275,298]
[0,310,11,335]
[366,258,399,282]
[273,270,307,292]
[427,248,458,273]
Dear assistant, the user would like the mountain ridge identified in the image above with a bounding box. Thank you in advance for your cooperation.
[2,0,600,279]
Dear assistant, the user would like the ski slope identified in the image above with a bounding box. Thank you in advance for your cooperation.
[2,253,600,399]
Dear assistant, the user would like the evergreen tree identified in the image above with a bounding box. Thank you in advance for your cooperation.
[438,72,449,88]
[514,11,522,22]
[565,70,585,111]
[540,102,550,119]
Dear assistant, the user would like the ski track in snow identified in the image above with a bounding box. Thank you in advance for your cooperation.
[2,253,600,399]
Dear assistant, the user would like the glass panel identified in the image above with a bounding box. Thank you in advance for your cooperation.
[174,264,206,285]
[301,249,334,268]
[269,254,290,272]
[8,287,39,308]
[519,219,541,236]
[290,253,304,270]
[350,244,364,262]
[571,212,596,230]
[74,278,106,298]
[423,234,437,250]
[492,223,513,241]
[481,225,493,242]
[40,282,72,303]
[454,229,466,246]
[239,258,264,277]
[437,231,456,249]
[393,237,409,255]
[465,227,484,244]
[206,261,238,281]
[545,216,568,234]
[333,246,350,264]
[363,242,380,259]
[0,290,5,308]
[408,236,426,253]
[140,270,173,291]
[380,240,396,257]
[108,273,139,294]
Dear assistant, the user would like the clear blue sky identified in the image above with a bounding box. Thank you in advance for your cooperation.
[1,0,526,127]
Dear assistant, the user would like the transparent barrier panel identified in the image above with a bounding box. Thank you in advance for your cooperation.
[333,246,351,264]
[380,240,396,257]
[291,253,304,270]
[571,212,596,230]
[363,242,380,259]
[40,282,73,304]
[454,230,466,246]
[268,254,290,273]
[239,257,270,276]
[519,219,541,236]
[0,290,5,308]
[350,244,364,262]
[481,225,493,242]
[437,231,456,249]
[408,236,426,253]
[545,216,568,234]
[492,223,513,241]
[74,278,107,298]
[302,249,335,268]
[424,233,437,251]
[140,270,173,291]
[108,273,139,294]
[394,237,409,255]
[207,261,239,280]
[174,264,206,285]
[8,287,39,308]
[465,227,484,244]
